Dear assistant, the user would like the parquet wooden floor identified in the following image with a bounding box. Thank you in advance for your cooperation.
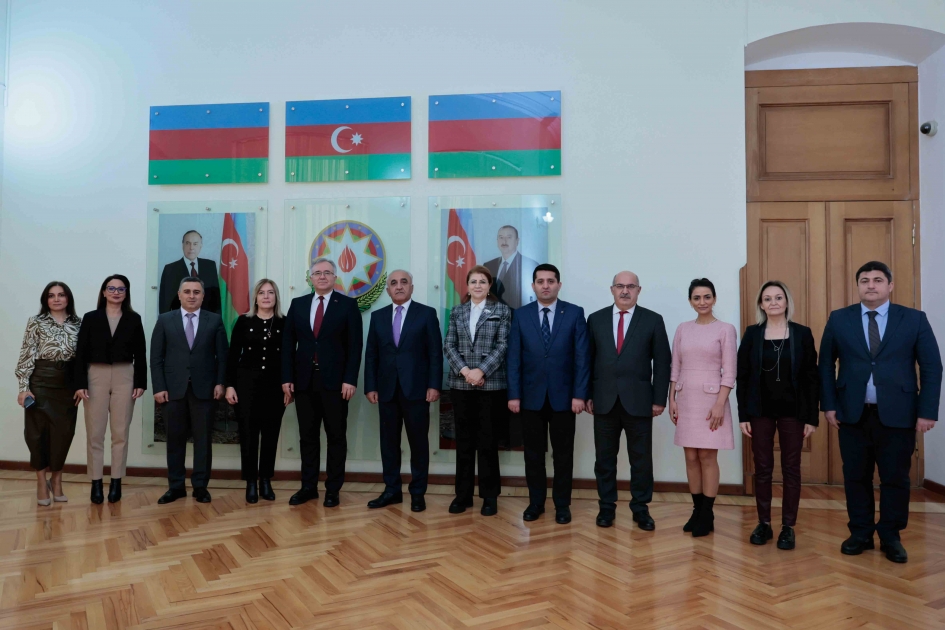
[0,472,942,629]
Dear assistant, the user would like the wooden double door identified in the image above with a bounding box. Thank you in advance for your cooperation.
[742,67,921,491]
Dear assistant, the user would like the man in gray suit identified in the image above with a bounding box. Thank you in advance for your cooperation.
[150,277,228,504]
[586,271,671,530]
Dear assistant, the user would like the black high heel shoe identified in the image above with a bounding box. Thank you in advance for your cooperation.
[108,478,122,503]
[90,479,104,504]
[259,478,275,501]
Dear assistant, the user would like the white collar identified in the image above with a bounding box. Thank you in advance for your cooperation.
[393,299,411,311]
[501,251,518,263]
[861,300,890,316]
[613,304,636,316]
[181,307,201,318]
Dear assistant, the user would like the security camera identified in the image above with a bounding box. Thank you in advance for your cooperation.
[921,121,938,136]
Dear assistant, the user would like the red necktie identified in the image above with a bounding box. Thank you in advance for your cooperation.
[616,310,627,354]
[190,262,198,278]
[312,296,325,364]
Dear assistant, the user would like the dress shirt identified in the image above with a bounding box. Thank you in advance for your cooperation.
[469,300,487,339]
[497,252,518,279]
[612,304,635,345]
[538,300,558,332]
[181,308,201,337]
[392,299,411,336]
[309,291,334,330]
[862,300,890,404]
[183,257,199,275]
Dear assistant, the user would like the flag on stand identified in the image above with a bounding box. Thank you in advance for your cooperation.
[219,213,250,338]
[444,208,476,331]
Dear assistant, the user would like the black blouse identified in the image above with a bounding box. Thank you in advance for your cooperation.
[225,315,285,387]
[74,309,148,390]
[760,337,796,418]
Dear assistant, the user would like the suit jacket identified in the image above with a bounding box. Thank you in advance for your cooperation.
[484,252,539,309]
[282,291,363,391]
[159,258,221,314]
[506,300,590,412]
[74,309,148,390]
[364,301,442,402]
[736,321,819,426]
[149,309,228,400]
[443,300,511,391]
[587,305,672,417]
[819,303,943,428]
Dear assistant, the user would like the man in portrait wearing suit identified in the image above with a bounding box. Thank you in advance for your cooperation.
[820,260,942,563]
[483,225,539,310]
[507,263,589,525]
[150,277,228,504]
[586,270,671,530]
[364,270,442,513]
[282,257,363,507]
[159,230,221,314]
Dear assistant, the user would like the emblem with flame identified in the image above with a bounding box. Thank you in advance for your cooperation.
[308,221,387,312]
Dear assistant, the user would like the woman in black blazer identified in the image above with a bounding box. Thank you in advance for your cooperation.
[74,275,148,504]
[736,280,819,550]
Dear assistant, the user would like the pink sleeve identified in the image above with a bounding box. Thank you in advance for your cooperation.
[721,323,737,388]
[670,324,682,383]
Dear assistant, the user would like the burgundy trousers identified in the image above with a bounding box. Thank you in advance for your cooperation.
[750,416,805,526]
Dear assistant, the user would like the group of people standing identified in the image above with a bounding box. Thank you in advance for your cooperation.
[15,259,940,564]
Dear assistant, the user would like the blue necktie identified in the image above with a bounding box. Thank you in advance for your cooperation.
[541,307,551,350]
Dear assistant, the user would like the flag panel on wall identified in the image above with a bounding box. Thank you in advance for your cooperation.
[286,97,411,182]
[428,91,561,178]
[149,102,269,185]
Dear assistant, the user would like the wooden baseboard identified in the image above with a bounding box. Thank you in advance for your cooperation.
[0,461,745,495]
[923,478,945,497]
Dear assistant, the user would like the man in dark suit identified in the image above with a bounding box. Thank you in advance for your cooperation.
[159,230,221,314]
[507,264,589,524]
[586,271,671,530]
[282,257,363,507]
[364,270,442,513]
[483,225,539,309]
[820,260,942,563]
[150,277,228,504]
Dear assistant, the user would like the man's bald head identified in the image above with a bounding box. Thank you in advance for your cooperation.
[612,271,640,287]
[611,270,641,310]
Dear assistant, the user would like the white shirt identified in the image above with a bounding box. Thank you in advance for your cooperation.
[612,304,635,345]
[309,291,333,330]
[469,300,487,339]
[538,300,558,332]
[181,307,201,337]
[392,299,411,336]
[183,257,199,275]
[497,252,518,278]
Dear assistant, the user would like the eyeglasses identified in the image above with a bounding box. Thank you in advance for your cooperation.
[106,287,127,294]
[612,284,639,291]
[311,271,335,278]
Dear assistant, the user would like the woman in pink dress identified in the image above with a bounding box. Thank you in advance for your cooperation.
[668,278,737,537]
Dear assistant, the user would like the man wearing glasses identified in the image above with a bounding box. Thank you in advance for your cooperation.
[282,258,363,507]
[586,271,671,529]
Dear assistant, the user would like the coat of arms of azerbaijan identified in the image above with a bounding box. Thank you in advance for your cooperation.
[308,220,387,312]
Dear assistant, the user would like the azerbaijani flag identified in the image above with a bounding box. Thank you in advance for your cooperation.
[429,91,561,178]
[148,102,269,185]
[219,213,251,339]
[443,208,476,332]
[286,97,411,182]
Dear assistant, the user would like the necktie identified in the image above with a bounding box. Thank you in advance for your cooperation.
[393,305,403,347]
[185,313,196,349]
[616,310,627,354]
[190,262,198,278]
[867,311,880,358]
[312,296,325,364]
[541,307,551,350]
[498,260,509,282]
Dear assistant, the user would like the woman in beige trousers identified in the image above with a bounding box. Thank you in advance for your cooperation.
[74,275,147,504]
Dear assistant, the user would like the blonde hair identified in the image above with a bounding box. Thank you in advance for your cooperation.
[755,280,794,325]
[247,278,284,318]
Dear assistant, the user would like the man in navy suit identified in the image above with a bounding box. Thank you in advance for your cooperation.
[820,261,942,563]
[507,264,590,524]
[282,258,363,507]
[364,270,442,513]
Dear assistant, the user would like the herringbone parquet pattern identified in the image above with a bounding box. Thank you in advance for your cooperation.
[0,472,942,629]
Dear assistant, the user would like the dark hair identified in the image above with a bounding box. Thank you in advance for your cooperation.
[462,265,500,304]
[856,260,892,283]
[178,276,205,291]
[688,278,716,299]
[498,225,519,239]
[182,230,203,242]
[533,263,560,282]
[38,281,77,318]
[97,274,135,313]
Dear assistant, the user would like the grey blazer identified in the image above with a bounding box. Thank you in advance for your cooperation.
[444,300,511,391]
[150,309,228,401]
[587,304,672,417]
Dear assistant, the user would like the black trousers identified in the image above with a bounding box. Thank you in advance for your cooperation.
[451,388,504,499]
[594,400,653,514]
[839,405,916,542]
[294,368,348,493]
[165,383,214,490]
[379,381,430,495]
[522,397,575,508]
[235,369,285,481]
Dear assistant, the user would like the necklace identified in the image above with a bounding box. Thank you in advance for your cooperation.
[761,325,789,381]
[258,315,274,340]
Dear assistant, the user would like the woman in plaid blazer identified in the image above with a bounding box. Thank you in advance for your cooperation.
[444,265,512,516]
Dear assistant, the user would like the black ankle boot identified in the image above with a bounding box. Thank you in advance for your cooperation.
[246,481,259,504]
[107,478,121,503]
[692,495,715,537]
[259,478,275,501]
[683,493,703,532]
[90,479,104,504]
